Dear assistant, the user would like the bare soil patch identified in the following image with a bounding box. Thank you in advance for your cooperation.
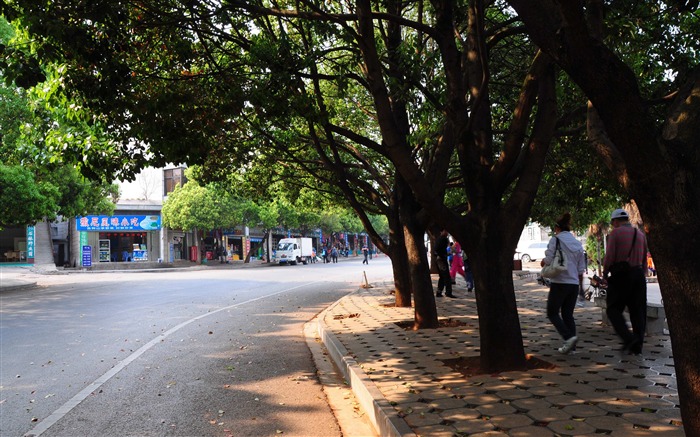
[443,354,556,377]
[394,318,472,330]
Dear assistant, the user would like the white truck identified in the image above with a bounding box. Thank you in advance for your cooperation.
[276,237,314,265]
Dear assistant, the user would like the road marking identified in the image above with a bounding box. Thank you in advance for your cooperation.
[24,281,324,437]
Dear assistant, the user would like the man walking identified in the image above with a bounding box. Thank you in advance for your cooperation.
[435,230,455,298]
[603,208,648,355]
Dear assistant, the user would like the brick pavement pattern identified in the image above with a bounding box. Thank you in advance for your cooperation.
[319,276,684,436]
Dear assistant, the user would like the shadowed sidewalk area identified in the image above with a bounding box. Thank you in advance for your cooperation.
[318,275,683,436]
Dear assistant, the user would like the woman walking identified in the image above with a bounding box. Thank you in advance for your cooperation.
[450,241,466,285]
[541,213,586,354]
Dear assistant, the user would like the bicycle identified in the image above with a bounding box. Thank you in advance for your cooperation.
[584,274,607,300]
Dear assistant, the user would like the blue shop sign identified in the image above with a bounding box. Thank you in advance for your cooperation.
[77,215,161,231]
[82,245,92,267]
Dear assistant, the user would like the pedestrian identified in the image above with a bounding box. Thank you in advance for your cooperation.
[435,229,455,298]
[463,255,474,292]
[447,241,454,269]
[362,245,369,264]
[541,213,586,354]
[449,241,466,285]
[322,247,329,264]
[603,208,648,355]
[646,252,656,277]
[331,246,338,263]
[311,247,317,263]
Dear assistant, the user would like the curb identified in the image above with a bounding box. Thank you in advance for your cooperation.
[317,295,416,437]
[0,281,38,292]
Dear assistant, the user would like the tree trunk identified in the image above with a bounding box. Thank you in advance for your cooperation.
[645,215,700,433]
[398,178,438,329]
[403,220,437,329]
[69,217,80,268]
[383,185,413,307]
[467,221,526,372]
[388,253,412,307]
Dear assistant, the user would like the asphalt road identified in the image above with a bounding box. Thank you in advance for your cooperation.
[1,258,385,437]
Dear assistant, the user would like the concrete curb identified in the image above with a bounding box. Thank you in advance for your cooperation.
[0,281,38,292]
[317,295,416,437]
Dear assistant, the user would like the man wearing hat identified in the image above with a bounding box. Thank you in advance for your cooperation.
[603,208,649,355]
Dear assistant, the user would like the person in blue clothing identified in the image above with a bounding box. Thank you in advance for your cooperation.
[541,213,586,354]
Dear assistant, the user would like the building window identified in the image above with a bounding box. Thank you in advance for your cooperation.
[163,168,187,196]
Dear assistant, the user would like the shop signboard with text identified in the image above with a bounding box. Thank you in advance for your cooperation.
[77,215,161,231]
[26,225,35,259]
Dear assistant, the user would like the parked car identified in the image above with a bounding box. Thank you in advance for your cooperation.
[516,242,548,263]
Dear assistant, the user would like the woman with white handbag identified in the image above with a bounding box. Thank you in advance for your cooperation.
[541,213,587,354]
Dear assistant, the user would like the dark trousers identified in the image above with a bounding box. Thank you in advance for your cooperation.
[606,267,647,348]
[436,257,452,295]
[547,283,578,341]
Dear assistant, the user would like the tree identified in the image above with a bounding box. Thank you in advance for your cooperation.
[1,16,117,226]
[507,0,700,432]
[0,164,57,228]
[162,175,243,233]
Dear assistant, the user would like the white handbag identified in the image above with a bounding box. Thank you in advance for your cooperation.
[541,237,568,278]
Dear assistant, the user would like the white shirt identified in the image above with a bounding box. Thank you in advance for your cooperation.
[544,231,586,285]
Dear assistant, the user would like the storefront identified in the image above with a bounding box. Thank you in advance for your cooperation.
[0,226,32,263]
[224,228,267,261]
[77,215,162,265]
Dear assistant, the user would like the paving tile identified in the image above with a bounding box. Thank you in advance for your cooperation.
[547,394,585,407]
[488,412,534,430]
[411,424,456,437]
[452,418,497,434]
[510,397,553,412]
[402,410,443,428]
[556,381,599,395]
[439,407,481,421]
[476,402,517,416]
[622,410,675,428]
[597,398,641,414]
[525,406,571,422]
[546,419,596,435]
[494,388,533,401]
[428,396,468,410]
[395,401,434,416]
[508,425,555,436]
[461,392,502,406]
[524,385,565,397]
[562,403,607,418]
[585,414,639,432]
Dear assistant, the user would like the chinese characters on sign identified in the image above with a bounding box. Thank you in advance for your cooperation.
[26,226,35,258]
[82,245,92,267]
[76,215,161,231]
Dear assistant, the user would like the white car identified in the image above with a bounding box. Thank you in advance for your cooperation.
[516,242,549,263]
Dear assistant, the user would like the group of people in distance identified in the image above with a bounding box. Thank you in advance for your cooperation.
[541,209,648,356]
[317,244,371,264]
[433,229,474,298]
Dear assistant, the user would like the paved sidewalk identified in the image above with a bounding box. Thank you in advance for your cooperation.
[318,275,683,436]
